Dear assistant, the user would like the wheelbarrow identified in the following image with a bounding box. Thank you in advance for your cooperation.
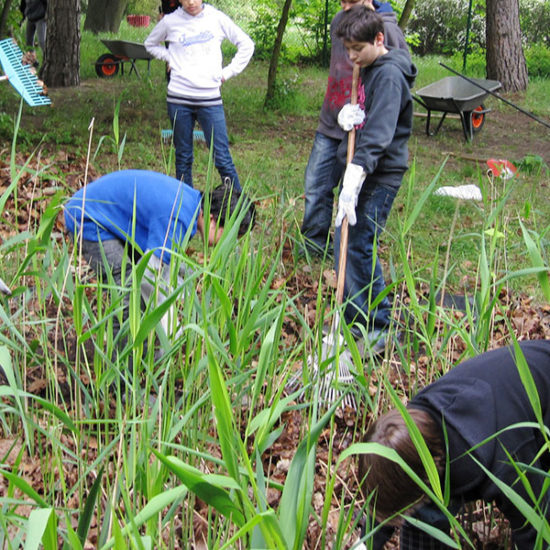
[413,76,501,141]
[95,39,154,78]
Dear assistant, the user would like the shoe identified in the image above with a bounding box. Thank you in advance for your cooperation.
[348,325,388,355]
[295,239,333,261]
[365,328,388,355]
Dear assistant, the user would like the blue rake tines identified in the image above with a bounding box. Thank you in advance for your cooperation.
[161,128,206,144]
[0,38,51,107]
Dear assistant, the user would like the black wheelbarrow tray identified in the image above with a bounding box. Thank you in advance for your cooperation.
[413,76,502,141]
[95,39,154,78]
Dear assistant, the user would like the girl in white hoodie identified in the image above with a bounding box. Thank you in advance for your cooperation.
[145,0,254,190]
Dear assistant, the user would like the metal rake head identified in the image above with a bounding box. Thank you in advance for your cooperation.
[309,332,358,410]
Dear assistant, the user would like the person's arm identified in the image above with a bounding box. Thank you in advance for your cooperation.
[144,19,170,62]
[219,14,254,82]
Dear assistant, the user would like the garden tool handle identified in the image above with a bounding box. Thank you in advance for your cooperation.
[335,64,360,307]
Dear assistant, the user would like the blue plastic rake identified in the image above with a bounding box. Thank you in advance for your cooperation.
[0,38,51,107]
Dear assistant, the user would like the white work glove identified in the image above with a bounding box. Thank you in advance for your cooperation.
[335,163,366,227]
[141,252,185,339]
[337,103,365,131]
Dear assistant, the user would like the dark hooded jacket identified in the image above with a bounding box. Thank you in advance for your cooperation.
[23,0,46,23]
[160,0,179,15]
[317,7,409,141]
[343,48,417,176]
[410,340,550,548]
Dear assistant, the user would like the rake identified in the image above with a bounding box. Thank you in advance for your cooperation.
[0,277,11,296]
[160,128,206,144]
[0,38,50,107]
[305,65,361,410]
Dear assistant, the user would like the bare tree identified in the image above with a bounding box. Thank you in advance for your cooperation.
[398,0,415,31]
[486,0,528,92]
[0,0,16,39]
[264,0,292,109]
[41,0,80,87]
[84,0,129,34]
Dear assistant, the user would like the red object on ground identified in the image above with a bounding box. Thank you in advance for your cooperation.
[126,15,151,27]
[486,158,518,179]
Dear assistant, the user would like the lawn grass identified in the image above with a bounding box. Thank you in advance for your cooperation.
[0,23,549,548]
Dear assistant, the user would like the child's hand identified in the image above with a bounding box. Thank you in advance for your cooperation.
[335,163,365,226]
[337,103,365,131]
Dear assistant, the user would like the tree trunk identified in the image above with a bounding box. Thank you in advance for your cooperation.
[0,0,15,39]
[263,0,292,109]
[486,0,528,92]
[84,0,129,34]
[41,0,80,87]
[398,0,415,31]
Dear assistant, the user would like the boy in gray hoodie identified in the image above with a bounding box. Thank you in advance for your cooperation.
[299,0,409,259]
[334,5,417,350]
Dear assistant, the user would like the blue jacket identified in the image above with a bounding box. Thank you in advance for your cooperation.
[373,0,394,13]
[64,170,202,263]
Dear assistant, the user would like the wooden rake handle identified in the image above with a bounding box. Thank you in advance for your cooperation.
[335,64,360,307]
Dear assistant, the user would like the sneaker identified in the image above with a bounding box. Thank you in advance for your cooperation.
[295,240,334,261]
[365,328,388,355]
[349,325,388,355]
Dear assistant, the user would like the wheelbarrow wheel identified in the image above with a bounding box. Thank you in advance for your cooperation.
[471,104,486,133]
[95,54,119,78]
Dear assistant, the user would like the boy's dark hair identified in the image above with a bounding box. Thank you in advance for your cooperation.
[358,408,444,521]
[204,183,256,236]
[335,4,385,44]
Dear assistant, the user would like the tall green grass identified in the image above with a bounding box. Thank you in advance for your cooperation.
[0,48,550,548]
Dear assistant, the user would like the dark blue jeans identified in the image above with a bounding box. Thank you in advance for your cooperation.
[300,132,344,253]
[334,172,402,331]
[167,102,241,191]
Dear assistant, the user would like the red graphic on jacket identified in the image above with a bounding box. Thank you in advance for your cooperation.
[325,76,366,129]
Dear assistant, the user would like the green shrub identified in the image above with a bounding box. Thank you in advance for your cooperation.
[248,4,281,61]
[520,0,550,47]
[126,0,159,16]
[407,0,485,56]
[525,45,550,78]
[449,45,487,77]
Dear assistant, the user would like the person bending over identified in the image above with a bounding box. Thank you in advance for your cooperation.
[359,340,550,549]
[64,170,255,360]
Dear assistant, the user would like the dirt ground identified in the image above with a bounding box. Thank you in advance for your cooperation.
[1,93,550,548]
[413,98,549,161]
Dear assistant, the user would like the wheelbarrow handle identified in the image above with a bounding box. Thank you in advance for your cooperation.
[412,94,429,111]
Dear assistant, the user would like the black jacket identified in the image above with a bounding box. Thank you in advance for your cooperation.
[411,340,550,548]
[160,0,179,15]
[23,0,46,23]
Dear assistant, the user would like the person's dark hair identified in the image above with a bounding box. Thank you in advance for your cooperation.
[204,183,256,236]
[335,4,385,44]
[358,408,444,521]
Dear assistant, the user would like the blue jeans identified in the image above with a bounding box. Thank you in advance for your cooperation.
[167,102,241,191]
[335,172,402,331]
[300,132,344,253]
